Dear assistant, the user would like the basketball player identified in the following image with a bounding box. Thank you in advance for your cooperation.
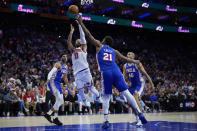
[76,15,147,129]
[44,54,69,125]
[123,52,154,126]
[67,23,101,110]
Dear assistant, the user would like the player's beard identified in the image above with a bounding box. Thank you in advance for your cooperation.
[62,58,67,63]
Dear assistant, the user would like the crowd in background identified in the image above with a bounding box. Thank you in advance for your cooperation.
[0,16,197,116]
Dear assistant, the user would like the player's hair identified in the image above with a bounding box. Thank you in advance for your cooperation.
[75,39,82,48]
[60,53,66,61]
[127,52,135,59]
[102,36,114,46]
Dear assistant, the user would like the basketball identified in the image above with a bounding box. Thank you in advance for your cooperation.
[68,5,79,15]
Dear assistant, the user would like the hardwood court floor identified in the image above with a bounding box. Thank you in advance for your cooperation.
[0,112,197,131]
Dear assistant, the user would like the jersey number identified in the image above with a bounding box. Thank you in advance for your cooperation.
[129,73,134,78]
[74,53,78,59]
[103,53,112,61]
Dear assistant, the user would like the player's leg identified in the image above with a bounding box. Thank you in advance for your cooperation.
[45,81,64,125]
[102,94,111,129]
[75,72,90,107]
[133,93,143,112]
[85,71,102,102]
[44,81,54,123]
[101,70,113,129]
[52,85,64,125]
[113,68,147,124]
[78,87,90,107]
[134,80,146,113]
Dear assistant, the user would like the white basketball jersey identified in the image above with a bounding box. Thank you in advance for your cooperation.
[72,47,89,75]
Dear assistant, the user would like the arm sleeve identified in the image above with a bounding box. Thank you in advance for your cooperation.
[78,24,87,45]
[47,67,58,80]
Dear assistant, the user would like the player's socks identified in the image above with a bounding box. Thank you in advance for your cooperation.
[136,115,139,123]
[104,114,109,122]
[47,110,53,115]
[54,112,58,118]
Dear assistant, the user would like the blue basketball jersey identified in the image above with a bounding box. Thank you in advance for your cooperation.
[96,45,117,71]
[126,63,142,88]
[53,62,68,83]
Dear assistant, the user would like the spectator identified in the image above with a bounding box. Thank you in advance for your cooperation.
[68,90,78,114]
[23,89,36,115]
[150,92,160,112]
[4,88,20,116]
[61,90,69,115]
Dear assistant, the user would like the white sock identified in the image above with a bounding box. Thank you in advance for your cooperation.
[136,115,139,122]
[122,90,141,114]
[102,94,111,122]
[104,114,109,122]
[54,112,58,119]
[47,110,53,115]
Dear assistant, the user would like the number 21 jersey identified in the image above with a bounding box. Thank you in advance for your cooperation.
[96,45,117,71]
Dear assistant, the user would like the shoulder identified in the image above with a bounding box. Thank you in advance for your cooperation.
[55,62,62,69]
[123,63,127,69]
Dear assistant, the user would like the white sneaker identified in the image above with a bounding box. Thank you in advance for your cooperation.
[18,112,24,116]
[24,108,29,112]
[136,121,143,127]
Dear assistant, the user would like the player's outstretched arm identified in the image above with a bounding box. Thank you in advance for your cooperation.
[123,64,128,81]
[76,15,102,48]
[114,49,140,64]
[138,63,154,89]
[67,24,75,53]
[78,23,87,52]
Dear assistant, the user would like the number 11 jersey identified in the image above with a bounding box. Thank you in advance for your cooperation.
[72,47,89,75]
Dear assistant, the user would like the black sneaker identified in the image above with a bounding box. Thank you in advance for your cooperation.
[53,118,63,126]
[102,121,110,129]
[44,114,53,123]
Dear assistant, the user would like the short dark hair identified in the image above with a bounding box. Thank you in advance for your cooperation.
[60,53,65,59]
[103,36,114,46]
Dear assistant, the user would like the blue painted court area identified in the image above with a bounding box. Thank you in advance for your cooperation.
[0,121,197,131]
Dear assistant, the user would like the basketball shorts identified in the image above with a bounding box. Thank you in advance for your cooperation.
[74,68,93,89]
[47,80,63,97]
[101,67,128,94]
[129,79,145,96]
